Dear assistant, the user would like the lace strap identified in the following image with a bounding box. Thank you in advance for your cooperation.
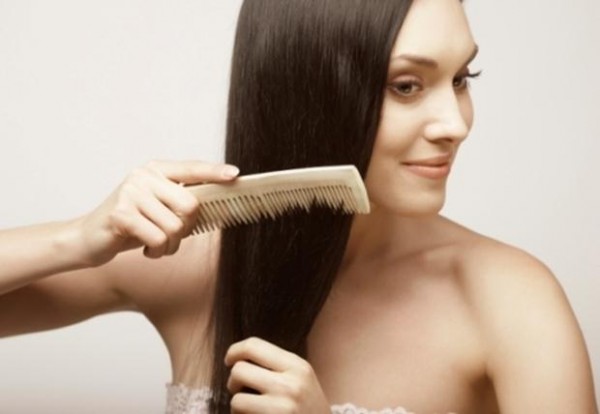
[166,384,211,414]
[330,403,415,414]
[166,383,421,414]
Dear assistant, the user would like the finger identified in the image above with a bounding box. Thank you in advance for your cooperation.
[136,193,185,256]
[225,337,299,373]
[114,209,168,257]
[165,237,182,256]
[227,361,274,395]
[149,177,200,237]
[146,160,240,184]
[230,393,284,414]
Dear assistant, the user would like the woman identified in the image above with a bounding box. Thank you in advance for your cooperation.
[0,0,597,413]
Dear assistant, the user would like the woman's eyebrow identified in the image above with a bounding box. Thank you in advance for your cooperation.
[391,44,479,69]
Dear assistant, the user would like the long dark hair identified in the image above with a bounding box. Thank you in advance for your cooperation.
[209,0,413,411]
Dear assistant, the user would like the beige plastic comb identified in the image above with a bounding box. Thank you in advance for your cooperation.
[185,165,370,233]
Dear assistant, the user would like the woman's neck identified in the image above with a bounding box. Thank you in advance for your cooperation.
[342,208,450,269]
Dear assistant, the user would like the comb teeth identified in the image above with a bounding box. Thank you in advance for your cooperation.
[192,186,354,234]
[186,166,370,234]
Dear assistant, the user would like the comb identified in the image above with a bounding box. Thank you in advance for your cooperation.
[185,165,370,233]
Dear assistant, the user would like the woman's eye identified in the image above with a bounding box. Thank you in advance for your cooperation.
[388,80,422,97]
[453,76,468,89]
[453,70,482,90]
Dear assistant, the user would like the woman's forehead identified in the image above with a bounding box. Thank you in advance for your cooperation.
[391,0,475,61]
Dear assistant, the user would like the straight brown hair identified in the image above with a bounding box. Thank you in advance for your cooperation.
[209,1,414,411]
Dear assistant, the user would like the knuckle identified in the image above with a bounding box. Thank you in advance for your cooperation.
[145,159,162,172]
[242,337,259,354]
[285,380,303,400]
[226,375,234,392]
[144,246,162,259]
[128,167,148,181]
[107,207,132,231]
[119,180,139,197]
[278,398,298,414]
[296,359,313,377]
[165,218,185,236]
[124,171,151,191]
[147,232,168,248]
[179,198,199,216]
[166,240,181,256]
[271,374,288,394]
[230,361,244,377]
[113,201,131,220]
[245,336,260,347]
[108,206,127,223]
[275,381,290,398]
[230,394,244,411]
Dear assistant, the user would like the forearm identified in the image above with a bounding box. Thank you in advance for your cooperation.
[0,219,87,295]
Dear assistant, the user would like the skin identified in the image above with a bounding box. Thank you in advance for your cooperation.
[0,0,597,413]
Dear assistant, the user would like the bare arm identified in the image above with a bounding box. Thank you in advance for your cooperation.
[0,160,236,337]
[0,249,134,338]
[0,219,91,296]
[0,232,215,338]
[468,243,598,413]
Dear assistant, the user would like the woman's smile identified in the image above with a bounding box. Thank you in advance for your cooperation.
[401,153,453,179]
[402,162,451,179]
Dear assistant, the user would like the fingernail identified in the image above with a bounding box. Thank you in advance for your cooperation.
[222,165,240,178]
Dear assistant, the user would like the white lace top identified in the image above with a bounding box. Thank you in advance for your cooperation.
[165,383,419,414]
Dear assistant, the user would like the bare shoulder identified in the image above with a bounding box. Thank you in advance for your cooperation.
[447,222,597,411]
[452,229,571,328]
[434,217,565,303]
[113,230,220,319]
[453,230,561,299]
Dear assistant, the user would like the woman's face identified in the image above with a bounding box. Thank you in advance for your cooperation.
[365,0,478,216]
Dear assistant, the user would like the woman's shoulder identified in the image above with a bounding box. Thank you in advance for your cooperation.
[440,218,566,311]
[443,223,596,410]
[446,218,584,361]
[448,221,564,304]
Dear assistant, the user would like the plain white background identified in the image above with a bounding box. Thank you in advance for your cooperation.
[0,1,598,412]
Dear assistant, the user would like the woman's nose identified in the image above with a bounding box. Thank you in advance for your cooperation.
[423,89,470,143]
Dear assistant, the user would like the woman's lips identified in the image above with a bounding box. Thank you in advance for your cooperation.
[402,162,451,179]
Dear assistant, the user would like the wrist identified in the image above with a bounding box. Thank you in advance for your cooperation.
[52,217,96,270]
